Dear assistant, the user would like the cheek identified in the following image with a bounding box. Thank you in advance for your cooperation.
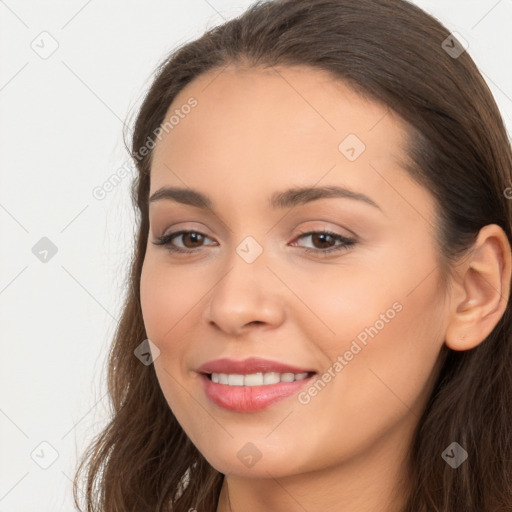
[140,257,205,343]
[305,245,446,409]
[289,274,445,468]
[330,265,445,421]
[140,260,211,440]
[139,257,212,389]
[139,259,195,401]
[283,258,405,358]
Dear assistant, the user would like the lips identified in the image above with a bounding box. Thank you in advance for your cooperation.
[196,357,317,412]
[197,357,315,375]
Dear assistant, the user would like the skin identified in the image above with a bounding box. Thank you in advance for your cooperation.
[139,65,511,512]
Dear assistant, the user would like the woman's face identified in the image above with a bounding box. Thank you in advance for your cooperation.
[140,65,449,480]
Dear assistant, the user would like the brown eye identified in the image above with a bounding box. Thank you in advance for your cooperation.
[309,232,337,249]
[179,232,206,248]
[152,230,217,254]
[292,230,356,256]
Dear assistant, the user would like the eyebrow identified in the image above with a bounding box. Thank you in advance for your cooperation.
[148,185,382,211]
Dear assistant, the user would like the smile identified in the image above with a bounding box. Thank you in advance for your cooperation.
[209,371,311,386]
[199,372,316,412]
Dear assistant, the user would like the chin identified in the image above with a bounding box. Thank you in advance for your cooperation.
[200,445,306,479]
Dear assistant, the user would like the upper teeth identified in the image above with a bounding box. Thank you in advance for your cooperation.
[211,372,309,386]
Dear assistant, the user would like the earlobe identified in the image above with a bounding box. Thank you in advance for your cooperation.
[444,224,511,352]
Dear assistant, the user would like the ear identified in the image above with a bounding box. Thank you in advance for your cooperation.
[445,224,511,351]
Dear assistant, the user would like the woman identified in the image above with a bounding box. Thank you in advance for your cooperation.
[73,0,512,510]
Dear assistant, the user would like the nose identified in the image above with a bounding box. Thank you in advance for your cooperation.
[205,249,285,337]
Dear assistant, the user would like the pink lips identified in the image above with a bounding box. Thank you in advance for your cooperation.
[197,357,316,412]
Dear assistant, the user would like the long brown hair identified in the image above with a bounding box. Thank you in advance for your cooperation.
[73,0,512,510]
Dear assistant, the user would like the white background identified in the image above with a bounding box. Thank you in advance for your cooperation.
[1,1,511,510]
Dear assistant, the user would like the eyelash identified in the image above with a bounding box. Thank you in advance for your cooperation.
[152,229,356,256]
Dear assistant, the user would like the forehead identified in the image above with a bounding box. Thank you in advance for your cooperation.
[148,65,433,224]
[153,64,403,164]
